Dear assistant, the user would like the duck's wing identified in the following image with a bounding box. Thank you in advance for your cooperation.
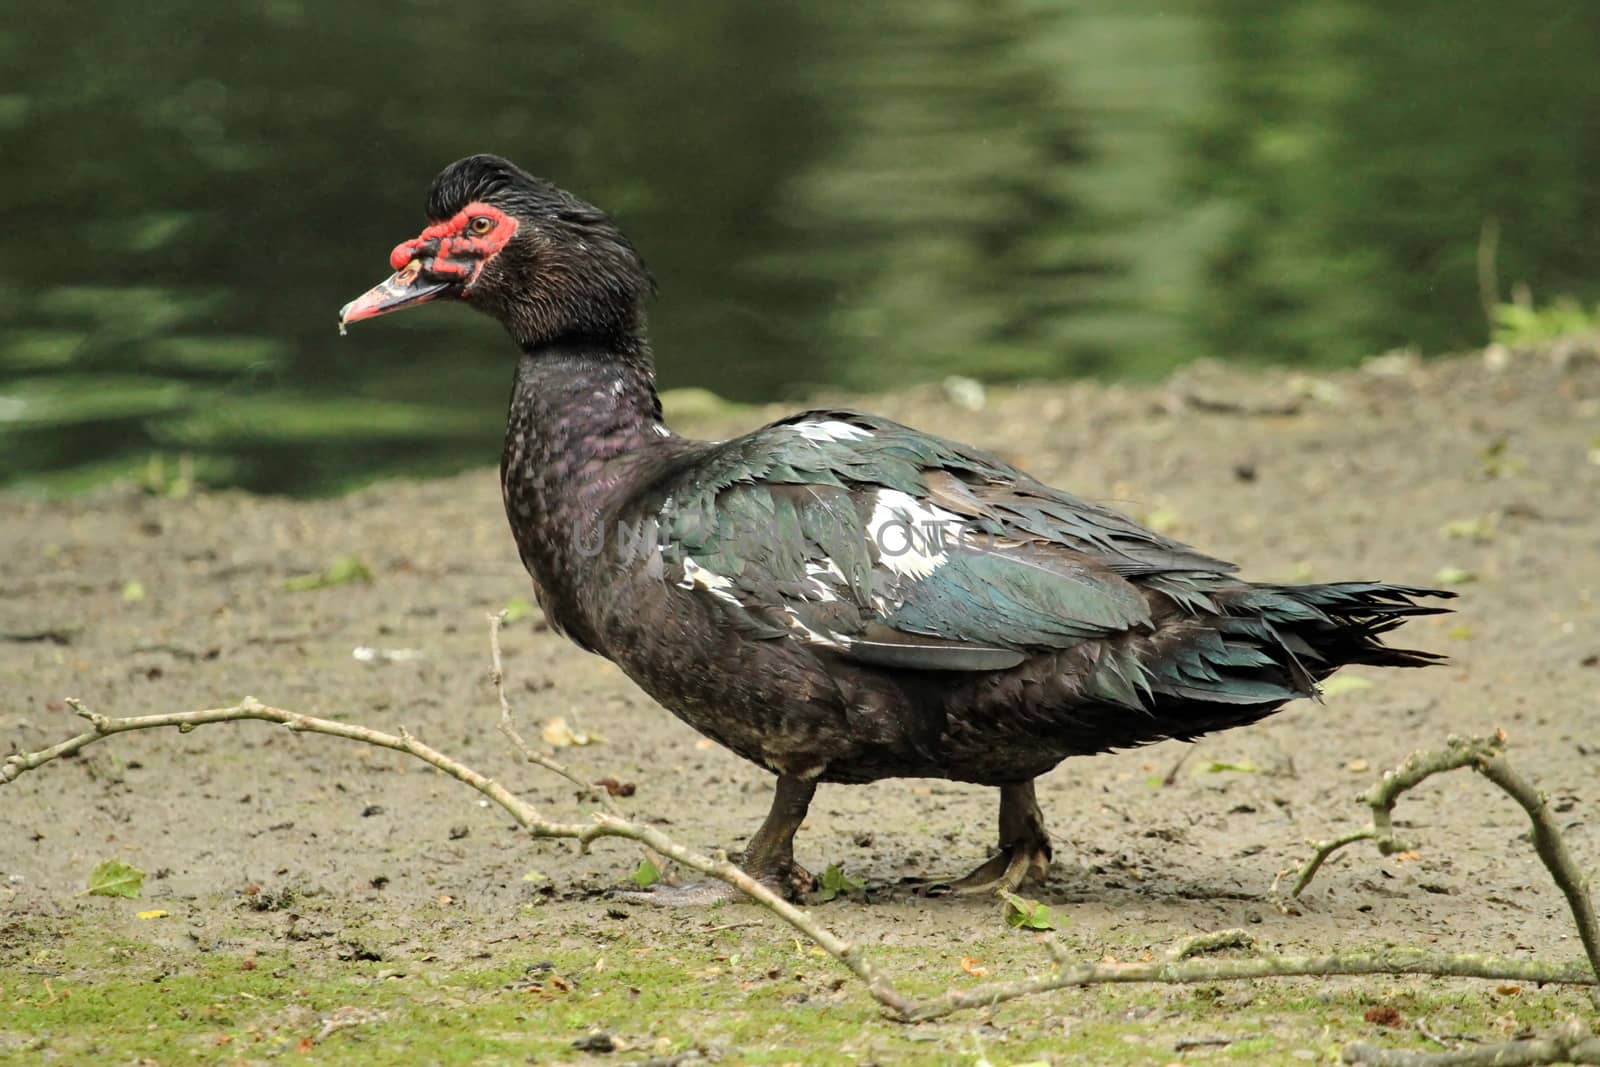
[635,410,1233,674]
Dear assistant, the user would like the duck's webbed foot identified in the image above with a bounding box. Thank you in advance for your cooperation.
[920,780,1053,896]
[940,839,1053,894]
[613,776,818,907]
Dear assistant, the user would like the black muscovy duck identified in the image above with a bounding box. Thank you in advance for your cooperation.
[340,154,1452,903]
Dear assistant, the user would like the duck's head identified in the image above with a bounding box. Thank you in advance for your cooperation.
[340,154,651,347]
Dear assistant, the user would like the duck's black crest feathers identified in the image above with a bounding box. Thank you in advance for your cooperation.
[426,154,566,221]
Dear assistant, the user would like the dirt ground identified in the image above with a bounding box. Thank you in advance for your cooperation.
[2,348,1597,1063]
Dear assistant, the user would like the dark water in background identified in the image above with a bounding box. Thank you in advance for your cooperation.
[3,0,1598,494]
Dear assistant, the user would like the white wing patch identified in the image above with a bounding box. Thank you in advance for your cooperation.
[867,489,960,579]
[782,608,854,651]
[793,420,874,443]
[803,559,846,602]
[678,557,741,606]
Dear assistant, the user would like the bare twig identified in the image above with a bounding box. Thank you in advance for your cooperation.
[4,693,913,1018]
[848,728,1597,1024]
[25,696,559,833]
[1286,734,1497,898]
[896,946,1594,1024]
[1280,731,1600,995]
[1414,1016,1458,1050]
[311,1007,386,1045]
[1174,1035,1240,1053]
[1169,927,1254,960]
[4,675,1595,1031]
[1285,827,1380,896]
[1162,744,1196,786]
[486,611,622,818]
[1345,1018,1600,1066]
[1477,214,1501,334]
[1474,751,1600,990]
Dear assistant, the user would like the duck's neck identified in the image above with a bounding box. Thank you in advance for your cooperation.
[500,335,676,644]
[515,332,663,445]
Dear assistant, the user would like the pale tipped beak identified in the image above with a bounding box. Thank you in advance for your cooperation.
[338,259,454,331]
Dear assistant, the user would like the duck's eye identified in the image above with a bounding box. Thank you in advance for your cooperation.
[467,216,494,236]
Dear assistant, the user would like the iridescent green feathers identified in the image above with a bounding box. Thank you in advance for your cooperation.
[623,409,1451,709]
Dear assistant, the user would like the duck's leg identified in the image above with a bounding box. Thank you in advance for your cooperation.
[738,775,819,894]
[617,776,818,906]
[928,780,1054,894]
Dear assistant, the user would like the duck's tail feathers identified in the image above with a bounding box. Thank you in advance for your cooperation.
[1231,580,1456,672]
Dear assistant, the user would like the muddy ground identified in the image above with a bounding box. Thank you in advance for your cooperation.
[2,348,1597,1064]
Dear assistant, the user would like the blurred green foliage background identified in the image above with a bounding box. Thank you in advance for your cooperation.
[3,0,1598,494]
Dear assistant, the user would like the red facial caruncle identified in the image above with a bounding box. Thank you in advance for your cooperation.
[339,201,520,329]
[387,201,520,286]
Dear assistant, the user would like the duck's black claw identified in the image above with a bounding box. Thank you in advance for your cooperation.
[949,843,1054,895]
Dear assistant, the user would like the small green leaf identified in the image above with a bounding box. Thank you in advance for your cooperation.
[1434,566,1477,586]
[502,596,535,624]
[1146,506,1182,535]
[1201,759,1258,774]
[521,870,549,884]
[120,579,146,603]
[999,890,1058,931]
[82,859,144,898]
[1320,674,1375,699]
[815,863,864,902]
[284,556,373,592]
[631,857,660,889]
[1440,516,1495,543]
[1478,436,1524,478]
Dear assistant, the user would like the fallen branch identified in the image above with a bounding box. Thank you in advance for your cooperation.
[1280,731,1600,989]
[896,944,1593,1024]
[2,633,911,1017]
[1475,750,1600,992]
[1285,736,1494,896]
[1344,1018,1600,1066]
[3,642,1595,1035]
[486,610,623,819]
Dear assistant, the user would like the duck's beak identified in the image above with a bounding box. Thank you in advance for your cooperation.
[338,259,453,332]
